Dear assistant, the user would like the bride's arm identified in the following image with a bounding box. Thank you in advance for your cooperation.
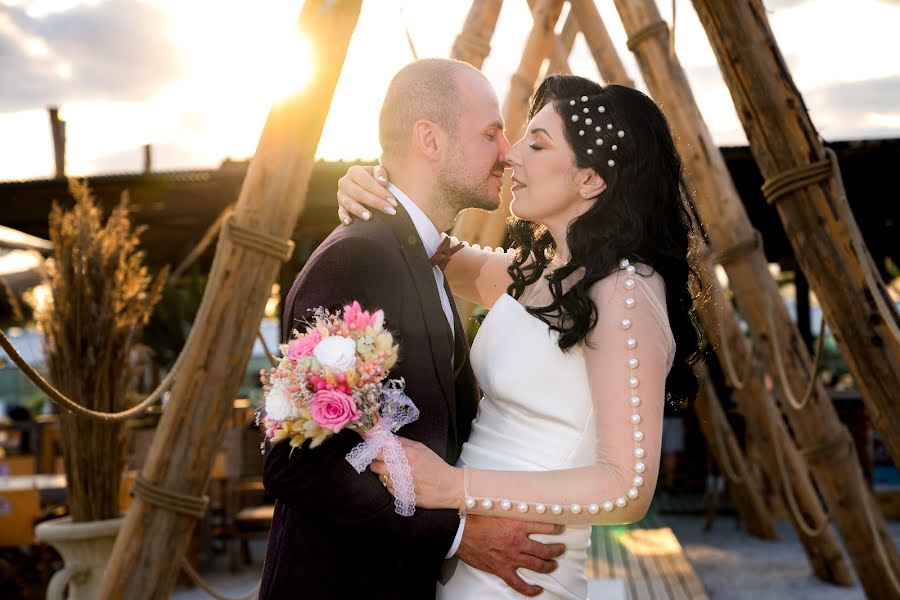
[336,164,513,308]
[376,265,672,525]
[441,239,513,308]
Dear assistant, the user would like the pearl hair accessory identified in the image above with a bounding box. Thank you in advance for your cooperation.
[565,95,623,168]
[460,258,645,519]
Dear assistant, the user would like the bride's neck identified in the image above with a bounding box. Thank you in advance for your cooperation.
[545,221,570,264]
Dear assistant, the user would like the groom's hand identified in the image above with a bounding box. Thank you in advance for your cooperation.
[455,514,567,597]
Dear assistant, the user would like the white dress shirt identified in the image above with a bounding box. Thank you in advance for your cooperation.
[388,184,455,342]
[388,184,466,558]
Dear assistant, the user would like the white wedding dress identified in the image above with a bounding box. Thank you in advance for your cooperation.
[437,264,675,599]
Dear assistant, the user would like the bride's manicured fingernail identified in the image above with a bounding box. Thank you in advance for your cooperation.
[377,175,387,183]
[385,206,397,215]
[362,211,371,220]
[342,217,350,225]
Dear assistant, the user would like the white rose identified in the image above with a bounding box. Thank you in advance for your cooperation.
[265,378,299,421]
[313,335,358,372]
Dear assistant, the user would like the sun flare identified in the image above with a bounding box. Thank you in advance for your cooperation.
[172,3,313,106]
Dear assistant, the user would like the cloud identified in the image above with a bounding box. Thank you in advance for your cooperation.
[763,0,812,9]
[807,75,900,116]
[0,0,183,112]
[805,75,900,139]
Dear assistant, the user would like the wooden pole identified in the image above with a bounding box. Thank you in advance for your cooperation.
[693,363,779,541]
[453,0,566,247]
[98,2,363,597]
[689,0,900,467]
[450,0,565,330]
[447,0,504,334]
[569,0,634,86]
[527,0,573,76]
[546,7,579,75]
[48,107,65,179]
[450,0,504,69]
[611,1,900,594]
[694,251,853,584]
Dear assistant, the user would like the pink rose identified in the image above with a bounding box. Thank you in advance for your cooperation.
[308,389,360,433]
[288,330,321,361]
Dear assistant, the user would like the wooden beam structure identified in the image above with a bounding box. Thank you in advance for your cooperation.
[98,2,363,597]
[693,363,778,541]
[610,0,900,595]
[453,0,566,247]
[694,250,852,584]
[569,0,634,86]
[545,6,579,75]
[689,0,900,468]
[451,0,504,69]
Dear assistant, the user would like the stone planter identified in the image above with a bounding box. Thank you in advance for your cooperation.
[35,515,123,600]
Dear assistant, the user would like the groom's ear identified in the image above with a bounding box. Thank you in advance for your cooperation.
[412,119,445,162]
[577,168,607,200]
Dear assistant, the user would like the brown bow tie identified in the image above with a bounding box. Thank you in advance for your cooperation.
[430,237,465,271]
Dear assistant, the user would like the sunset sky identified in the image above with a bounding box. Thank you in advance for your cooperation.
[0,0,898,181]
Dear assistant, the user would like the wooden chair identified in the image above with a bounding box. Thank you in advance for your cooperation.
[0,489,40,547]
[0,489,62,599]
[234,503,275,566]
[34,416,60,474]
[216,424,272,570]
[0,454,36,477]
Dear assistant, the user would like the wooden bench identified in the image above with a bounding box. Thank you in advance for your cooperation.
[586,513,708,600]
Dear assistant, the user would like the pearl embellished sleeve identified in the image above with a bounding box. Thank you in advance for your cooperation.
[459,261,674,525]
[440,236,515,309]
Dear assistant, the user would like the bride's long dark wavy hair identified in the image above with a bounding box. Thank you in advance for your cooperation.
[506,75,703,410]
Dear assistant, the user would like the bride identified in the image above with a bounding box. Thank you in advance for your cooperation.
[337,75,702,599]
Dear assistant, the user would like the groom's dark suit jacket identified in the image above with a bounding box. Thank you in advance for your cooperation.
[260,204,479,600]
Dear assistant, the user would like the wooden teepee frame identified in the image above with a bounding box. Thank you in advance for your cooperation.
[690,1,900,470]
[613,0,899,595]
[98,2,363,597]
[88,0,896,595]
[693,244,852,584]
[451,0,898,595]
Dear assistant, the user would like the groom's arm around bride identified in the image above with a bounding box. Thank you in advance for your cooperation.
[260,219,563,599]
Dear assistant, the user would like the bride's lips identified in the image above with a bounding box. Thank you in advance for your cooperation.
[511,176,527,191]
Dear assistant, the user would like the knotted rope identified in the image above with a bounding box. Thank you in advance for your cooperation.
[0,214,295,422]
[452,31,491,62]
[763,396,828,538]
[626,20,668,52]
[762,147,900,347]
[131,474,209,518]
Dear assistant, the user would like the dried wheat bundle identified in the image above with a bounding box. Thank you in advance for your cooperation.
[39,179,167,521]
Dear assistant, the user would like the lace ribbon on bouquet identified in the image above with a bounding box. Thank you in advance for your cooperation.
[345,380,420,516]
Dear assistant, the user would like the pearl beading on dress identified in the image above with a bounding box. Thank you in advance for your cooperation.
[461,259,645,517]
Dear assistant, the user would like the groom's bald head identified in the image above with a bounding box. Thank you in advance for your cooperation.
[379,58,488,161]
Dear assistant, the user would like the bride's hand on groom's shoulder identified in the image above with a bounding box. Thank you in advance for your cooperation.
[337,164,398,225]
[370,437,463,510]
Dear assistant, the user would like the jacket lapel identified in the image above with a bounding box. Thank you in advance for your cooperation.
[444,277,469,378]
[386,205,457,423]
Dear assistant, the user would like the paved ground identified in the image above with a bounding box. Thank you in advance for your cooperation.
[171,514,900,599]
[668,513,900,600]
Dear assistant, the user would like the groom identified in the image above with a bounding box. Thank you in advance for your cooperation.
[260,59,564,599]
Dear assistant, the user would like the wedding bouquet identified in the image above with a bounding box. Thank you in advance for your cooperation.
[259,301,420,515]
